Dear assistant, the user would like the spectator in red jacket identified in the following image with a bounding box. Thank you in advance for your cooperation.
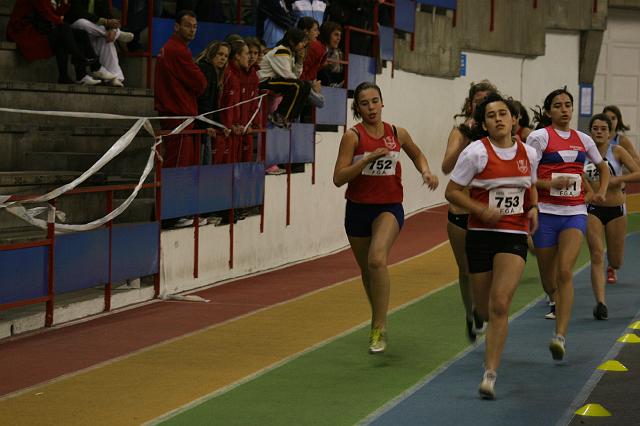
[317,21,344,88]
[154,10,207,168]
[244,37,263,162]
[218,40,248,163]
[6,0,103,84]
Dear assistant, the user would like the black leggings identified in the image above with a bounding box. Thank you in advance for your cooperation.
[46,24,99,82]
[260,78,311,121]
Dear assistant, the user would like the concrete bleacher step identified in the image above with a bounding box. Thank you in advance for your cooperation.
[0,81,154,126]
[24,151,103,172]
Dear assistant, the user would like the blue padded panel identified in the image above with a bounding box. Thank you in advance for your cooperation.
[199,164,233,213]
[417,0,457,9]
[0,247,48,304]
[112,223,159,283]
[379,26,394,61]
[316,87,347,125]
[396,0,416,32]
[291,123,315,164]
[348,54,376,90]
[233,162,265,208]
[265,127,291,165]
[161,166,199,219]
[55,229,109,294]
[152,19,255,56]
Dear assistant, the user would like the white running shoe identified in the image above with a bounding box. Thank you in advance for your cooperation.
[118,31,135,43]
[478,370,497,399]
[77,75,101,85]
[549,334,566,361]
[545,302,556,320]
[108,79,124,87]
[91,67,118,81]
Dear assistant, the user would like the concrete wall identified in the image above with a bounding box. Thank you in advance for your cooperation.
[594,8,640,151]
[160,31,581,295]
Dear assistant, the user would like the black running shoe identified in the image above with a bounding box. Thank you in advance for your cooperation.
[466,318,476,343]
[593,303,608,320]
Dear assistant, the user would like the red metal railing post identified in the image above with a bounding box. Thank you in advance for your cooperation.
[146,0,155,88]
[489,0,495,32]
[533,0,538,8]
[193,133,201,279]
[154,137,163,298]
[45,200,56,327]
[105,191,113,311]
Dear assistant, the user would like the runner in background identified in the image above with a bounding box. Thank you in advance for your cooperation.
[333,82,439,354]
[527,88,609,361]
[585,113,640,319]
[441,80,497,343]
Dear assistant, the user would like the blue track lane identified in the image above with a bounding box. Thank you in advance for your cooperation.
[369,233,640,426]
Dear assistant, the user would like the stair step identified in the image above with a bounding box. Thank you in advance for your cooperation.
[113,198,156,223]
[24,152,102,172]
[0,170,105,187]
[0,226,47,245]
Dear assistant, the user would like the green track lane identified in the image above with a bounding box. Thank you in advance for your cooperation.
[162,215,640,426]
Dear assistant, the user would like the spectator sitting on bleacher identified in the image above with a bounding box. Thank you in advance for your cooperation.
[6,0,106,84]
[291,0,326,24]
[195,41,231,165]
[297,16,324,109]
[258,28,311,129]
[324,0,373,56]
[257,0,295,48]
[66,0,133,86]
[317,21,343,88]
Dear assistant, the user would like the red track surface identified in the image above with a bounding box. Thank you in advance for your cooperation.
[0,206,448,397]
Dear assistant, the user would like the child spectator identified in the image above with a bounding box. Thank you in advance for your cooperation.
[219,40,249,163]
[297,16,325,110]
[317,21,344,87]
[244,37,263,162]
[195,41,231,164]
[258,28,311,128]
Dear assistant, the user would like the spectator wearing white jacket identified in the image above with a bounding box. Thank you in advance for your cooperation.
[258,28,311,128]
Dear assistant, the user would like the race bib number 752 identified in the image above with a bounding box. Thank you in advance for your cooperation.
[362,151,399,176]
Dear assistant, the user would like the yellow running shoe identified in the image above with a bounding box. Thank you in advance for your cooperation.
[369,327,387,354]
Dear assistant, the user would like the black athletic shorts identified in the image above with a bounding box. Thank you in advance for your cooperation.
[448,211,469,230]
[587,204,625,226]
[465,230,528,273]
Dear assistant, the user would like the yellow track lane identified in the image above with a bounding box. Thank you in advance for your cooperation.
[0,243,457,426]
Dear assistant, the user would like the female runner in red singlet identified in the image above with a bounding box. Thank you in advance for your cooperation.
[446,93,539,399]
[333,82,439,354]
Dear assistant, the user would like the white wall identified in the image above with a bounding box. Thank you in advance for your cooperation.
[594,8,640,151]
[161,31,581,294]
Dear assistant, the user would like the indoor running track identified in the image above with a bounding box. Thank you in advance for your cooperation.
[1,205,639,426]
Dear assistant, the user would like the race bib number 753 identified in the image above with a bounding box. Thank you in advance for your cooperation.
[362,151,399,176]
[489,187,525,215]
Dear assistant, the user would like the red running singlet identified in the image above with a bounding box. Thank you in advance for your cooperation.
[345,122,403,204]
[468,138,533,234]
[537,126,587,207]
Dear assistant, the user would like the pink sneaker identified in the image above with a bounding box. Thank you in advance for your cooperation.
[265,165,285,175]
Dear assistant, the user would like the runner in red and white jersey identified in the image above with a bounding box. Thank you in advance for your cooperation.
[527,89,609,362]
[333,82,439,354]
[446,93,538,400]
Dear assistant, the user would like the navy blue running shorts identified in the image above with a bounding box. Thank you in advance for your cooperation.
[345,200,404,237]
[465,230,528,273]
